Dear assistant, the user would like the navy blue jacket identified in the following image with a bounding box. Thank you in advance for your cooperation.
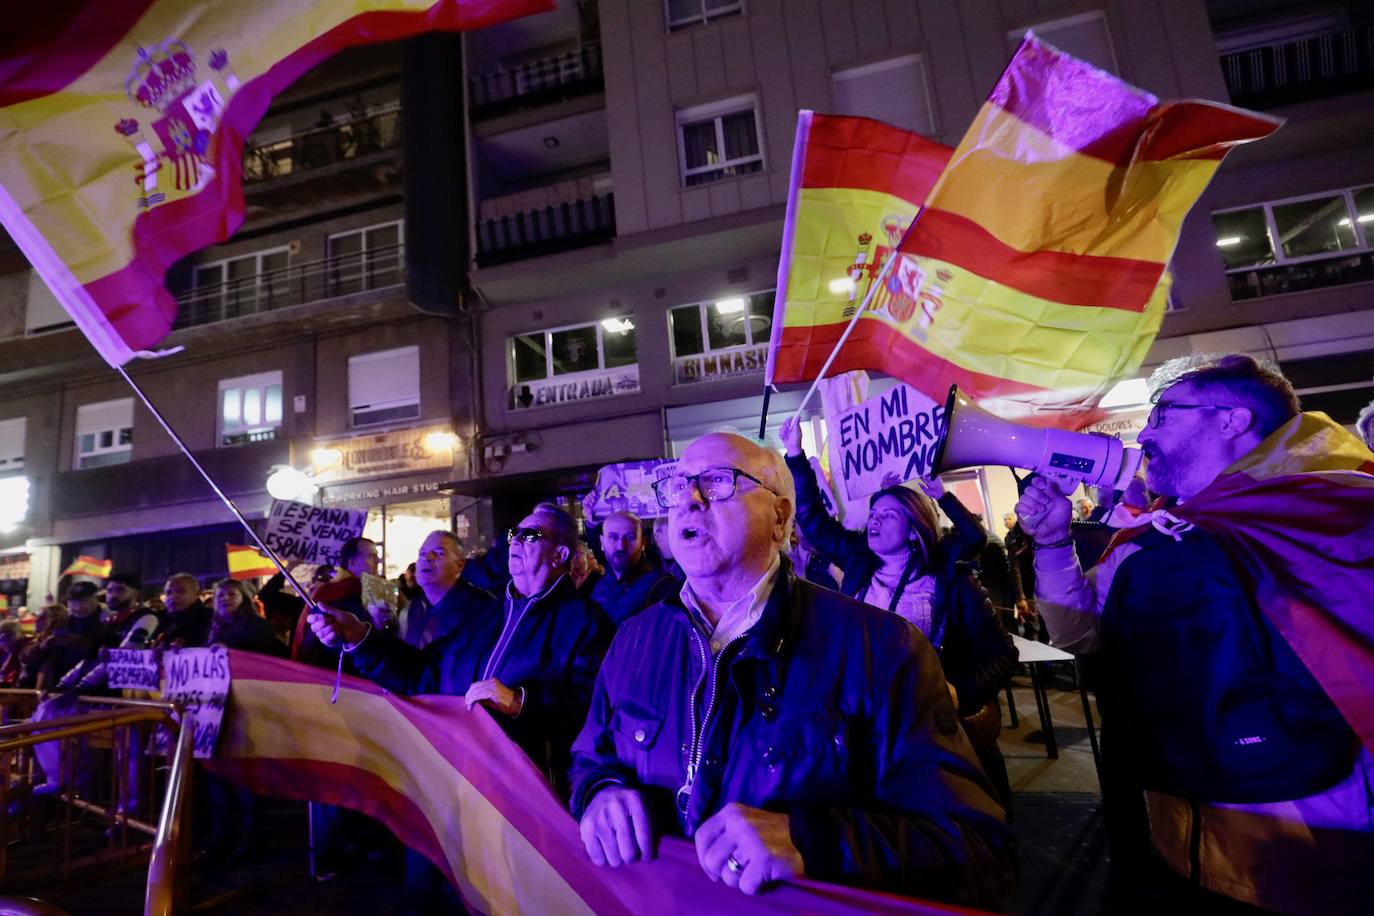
[786,454,1016,716]
[353,576,613,796]
[589,559,678,626]
[569,569,1014,908]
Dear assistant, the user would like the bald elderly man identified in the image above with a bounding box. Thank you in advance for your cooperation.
[591,510,677,625]
[568,432,1013,907]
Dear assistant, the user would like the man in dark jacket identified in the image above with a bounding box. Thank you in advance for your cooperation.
[570,432,1013,908]
[591,511,677,625]
[153,573,213,649]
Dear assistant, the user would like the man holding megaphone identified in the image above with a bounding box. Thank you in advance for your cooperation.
[1015,353,1374,915]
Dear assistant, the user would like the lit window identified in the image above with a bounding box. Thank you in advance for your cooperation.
[74,399,134,469]
[677,96,764,187]
[219,372,284,446]
[669,290,774,384]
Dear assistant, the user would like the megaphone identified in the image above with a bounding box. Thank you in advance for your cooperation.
[931,385,1142,491]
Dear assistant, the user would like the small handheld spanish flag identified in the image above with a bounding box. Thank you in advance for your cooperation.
[62,555,113,579]
[227,545,277,581]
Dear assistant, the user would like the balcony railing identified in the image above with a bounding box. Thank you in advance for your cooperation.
[469,42,604,119]
[476,191,615,267]
[242,105,402,183]
[1221,26,1374,109]
[173,243,405,330]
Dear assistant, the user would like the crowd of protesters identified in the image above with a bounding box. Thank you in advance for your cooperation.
[2,353,1371,914]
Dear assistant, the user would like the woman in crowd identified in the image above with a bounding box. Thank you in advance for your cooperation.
[779,416,1017,806]
[208,579,287,657]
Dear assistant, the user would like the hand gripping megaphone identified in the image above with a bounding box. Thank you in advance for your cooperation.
[930,385,1142,491]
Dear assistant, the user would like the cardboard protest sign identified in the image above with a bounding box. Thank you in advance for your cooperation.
[104,648,160,690]
[162,646,231,759]
[832,384,946,500]
[587,460,678,522]
[262,500,367,567]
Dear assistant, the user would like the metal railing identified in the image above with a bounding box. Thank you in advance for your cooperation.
[476,191,615,266]
[0,696,180,891]
[469,42,603,118]
[144,715,194,916]
[1222,26,1374,108]
[242,105,403,183]
[173,242,406,330]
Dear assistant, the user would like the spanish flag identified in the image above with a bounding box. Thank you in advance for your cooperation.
[768,34,1281,429]
[0,0,549,368]
[61,555,113,579]
[226,544,277,581]
[213,651,963,914]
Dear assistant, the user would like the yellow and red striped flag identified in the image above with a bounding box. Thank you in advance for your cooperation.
[768,34,1281,429]
[62,555,113,579]
[213,651,967,915]
[226,544,277,581]
[0,0,549,367]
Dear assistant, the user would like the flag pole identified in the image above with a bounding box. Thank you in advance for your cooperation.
[115,366,319,614]
[757,387,772,439]
[790,232,906,420]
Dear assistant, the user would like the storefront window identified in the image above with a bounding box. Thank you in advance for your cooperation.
[362,497,452,579]
[669,289,775,384]
[1271,195,1359,260]
[1210,207,1273,269]
[507,318,642,410]
[551,325,600,375]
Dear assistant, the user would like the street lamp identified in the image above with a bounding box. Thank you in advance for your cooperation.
[265,465,318,502]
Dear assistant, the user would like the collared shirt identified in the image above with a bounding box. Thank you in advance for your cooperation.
[679,554,780,656]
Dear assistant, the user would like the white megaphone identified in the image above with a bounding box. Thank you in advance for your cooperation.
[931,386,1142,491]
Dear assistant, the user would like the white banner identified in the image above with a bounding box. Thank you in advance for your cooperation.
[162,646,231,759]
[263,499,368,567]
[832,383,946,500]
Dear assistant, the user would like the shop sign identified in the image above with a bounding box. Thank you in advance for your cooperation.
[675,346,767,384]
[319,474,449,509]
[511,366,640,411]
[312,423,455,484]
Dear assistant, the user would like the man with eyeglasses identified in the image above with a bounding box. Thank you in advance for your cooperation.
[1016,353,1374,914]
[309,507,613,907]
[569,432,1013,906]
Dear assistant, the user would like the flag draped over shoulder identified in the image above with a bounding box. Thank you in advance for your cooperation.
[226,544,277,580]
[0,0,549,367]
[768,35,1281,429]
[1157,414,1374,754]
[212,652,970,915]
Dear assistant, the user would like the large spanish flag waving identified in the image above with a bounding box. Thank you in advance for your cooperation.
[0,0,549,367]
[212,652,968,914]
[768,34,1281,428]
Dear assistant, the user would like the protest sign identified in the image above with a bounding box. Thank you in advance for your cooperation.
[104,648,160,690]
[587,460,678,522]
[162,646,232,759]
[832,384,946,500]
[262,500,367,567]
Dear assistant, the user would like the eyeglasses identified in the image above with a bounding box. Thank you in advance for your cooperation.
[652,467,776,509]
[1146,401,1235,428]
[508,526,549,544]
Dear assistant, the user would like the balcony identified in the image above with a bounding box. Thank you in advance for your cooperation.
[173,243,405,330]
[469,42,603,120]
[242,105,402,183]
[475,179,614,267]
[1221,26,1374,109]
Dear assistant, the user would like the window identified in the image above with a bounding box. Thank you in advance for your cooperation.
[666,0,742,31]
[0,418,25,470]
[219,371,284,446]
[832,55,936,136]
[1018,11,1119,75]
[511,319,639,383]
[328,221,404,296]
[676,96,764,187]
[192,246,292,317]
[75,399,133,470]
[670,289,774,383]
[348,347,421,427]
[1212,185,1374,300]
